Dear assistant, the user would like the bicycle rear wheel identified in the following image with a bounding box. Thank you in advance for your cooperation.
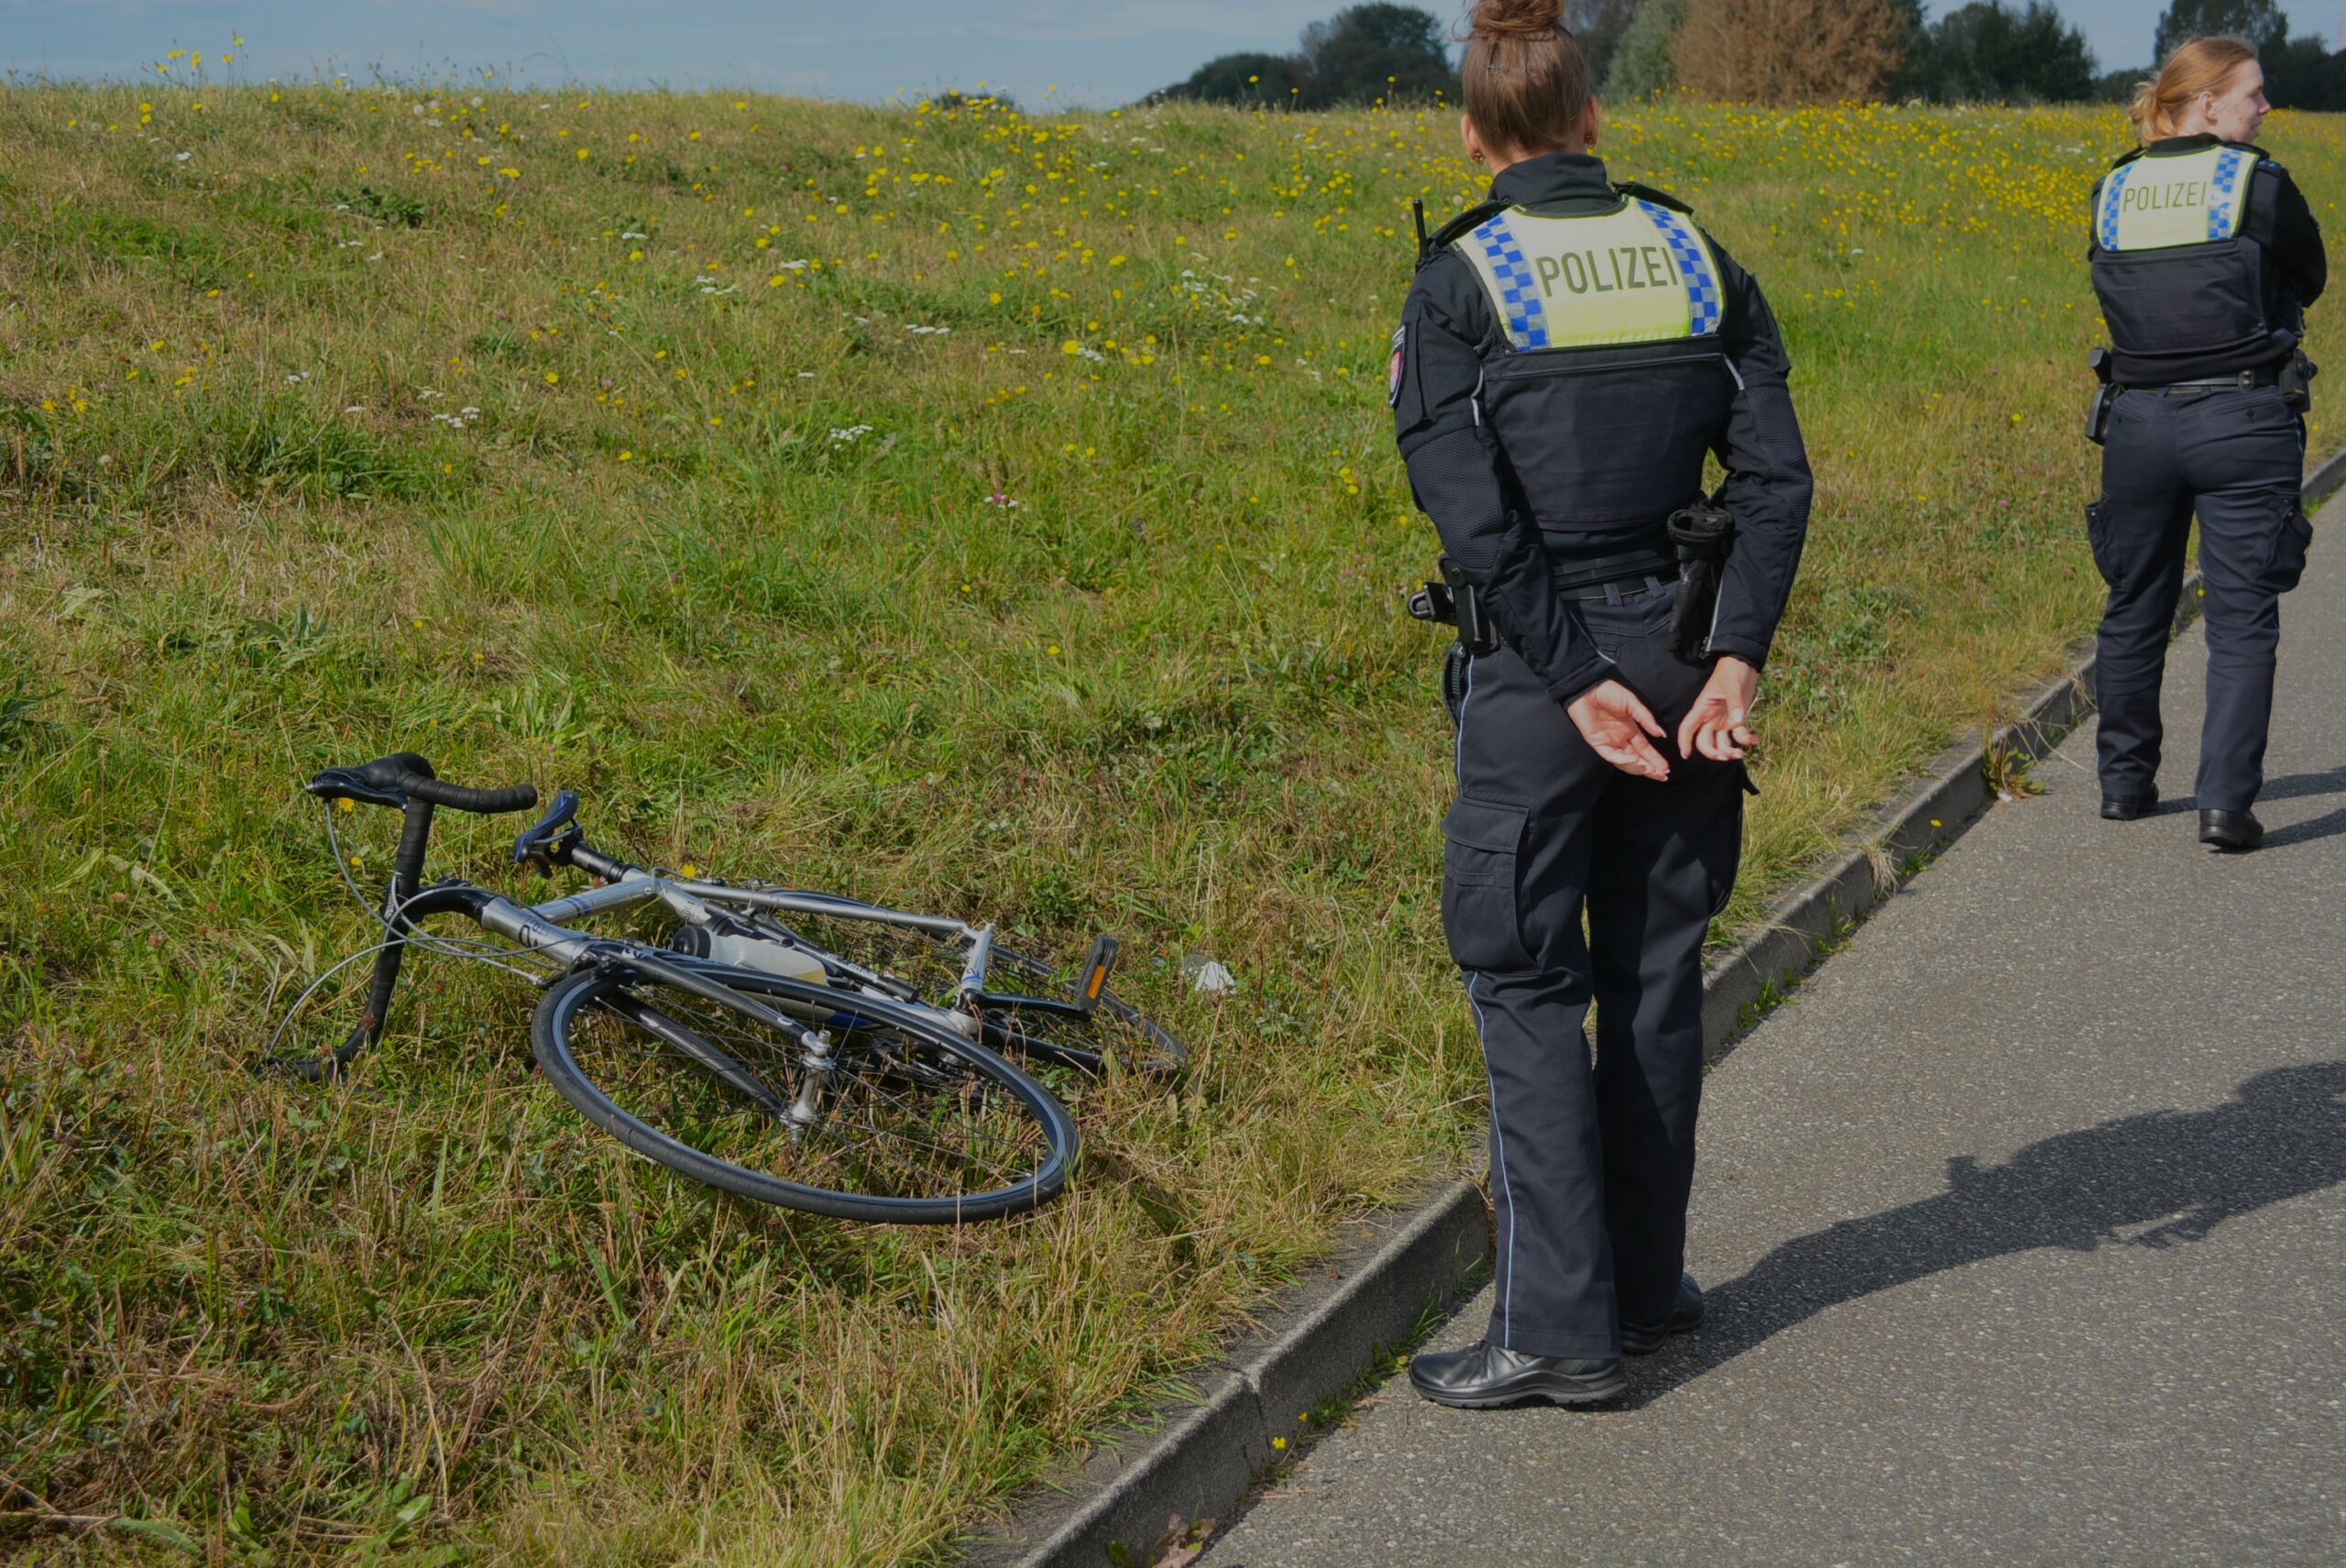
[531,964,1079,1223]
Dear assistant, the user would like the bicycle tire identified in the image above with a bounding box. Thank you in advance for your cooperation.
[531,963,1080,1223]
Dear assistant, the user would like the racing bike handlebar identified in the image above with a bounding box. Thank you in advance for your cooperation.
[306,752,537,816]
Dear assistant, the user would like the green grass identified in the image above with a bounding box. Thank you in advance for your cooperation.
[3,75,2340,1563]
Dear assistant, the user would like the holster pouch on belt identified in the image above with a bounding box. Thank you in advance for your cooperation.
[1665,503,1734,663]
[1405,555,1498,657]
[2086,345,2115,446]
[2282,348,2319,412]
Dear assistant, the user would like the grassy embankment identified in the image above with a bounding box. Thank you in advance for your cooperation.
[3,75,2340,1563]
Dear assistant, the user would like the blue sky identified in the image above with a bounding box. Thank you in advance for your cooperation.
[0,2,2294,107]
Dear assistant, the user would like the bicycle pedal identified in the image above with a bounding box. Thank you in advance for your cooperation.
[1075,934,1119,1014]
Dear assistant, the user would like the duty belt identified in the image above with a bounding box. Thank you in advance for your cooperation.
[1406,513,1724,659]
[2124,366,2283,392]
[1544,522,1675,595]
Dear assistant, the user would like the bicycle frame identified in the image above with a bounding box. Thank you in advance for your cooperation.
[478,873,987,990]
[299,762,1113,1080]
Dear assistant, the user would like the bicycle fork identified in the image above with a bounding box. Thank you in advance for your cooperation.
[784,1027,838,1140]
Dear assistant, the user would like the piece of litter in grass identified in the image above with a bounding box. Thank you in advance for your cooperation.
[1179,955,1235,995]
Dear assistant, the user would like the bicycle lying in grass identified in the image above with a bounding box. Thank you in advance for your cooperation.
[266,753,1187,1223]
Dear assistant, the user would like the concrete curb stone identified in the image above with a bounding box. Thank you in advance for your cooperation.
[960,1184,1489,1568]
[960,443,2346,1568]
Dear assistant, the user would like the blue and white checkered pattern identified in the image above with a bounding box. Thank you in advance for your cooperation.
[1636,201,1722,337]
[1470,214,1550,350]
[2098,166,2131,250]
[2209,148,2250,240]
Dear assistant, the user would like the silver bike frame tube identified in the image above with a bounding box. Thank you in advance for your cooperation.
[528,871,670,926]
[466,874,676,966]
[958,924,994,999]
[477,897,604,964]
[669,880,973,940]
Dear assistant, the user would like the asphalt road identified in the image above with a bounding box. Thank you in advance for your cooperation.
[1198,493,2346,1568]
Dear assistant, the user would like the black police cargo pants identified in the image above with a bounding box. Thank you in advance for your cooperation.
[2090,384,2313,813]
[1442,582,1744,1359]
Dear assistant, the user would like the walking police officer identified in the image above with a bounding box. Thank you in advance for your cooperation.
[1394,0,1811,1407]
[2088,38,2326,851]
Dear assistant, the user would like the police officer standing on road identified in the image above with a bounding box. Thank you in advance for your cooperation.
[2087,37,2326,852]
[1393,0,1812,1407]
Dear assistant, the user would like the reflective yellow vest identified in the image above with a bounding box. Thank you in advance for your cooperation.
[2095,143,2255,252]
[1434,192,1734,533]
[2089,142,2292,375]
[1456,200,1725,352]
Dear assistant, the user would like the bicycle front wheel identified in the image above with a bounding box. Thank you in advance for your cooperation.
[531,965,1079,1223]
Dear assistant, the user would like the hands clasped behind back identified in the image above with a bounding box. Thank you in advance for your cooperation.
[1565,653,1760,781]
[1558,584,1758,781]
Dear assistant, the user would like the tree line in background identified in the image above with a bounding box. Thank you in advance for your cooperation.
[1154,0,2346,111]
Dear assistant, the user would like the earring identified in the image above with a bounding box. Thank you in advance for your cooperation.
[1472,149,1485,163]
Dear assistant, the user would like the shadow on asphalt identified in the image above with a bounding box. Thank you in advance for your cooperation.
[2126,766,2346,844]
[1630,1060,2346,1404]
[2259,763,2346,803]
[2262,806,2346,849]
[2254,764,2346,846]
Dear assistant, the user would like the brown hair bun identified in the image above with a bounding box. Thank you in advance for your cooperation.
[1468,0,1567,41]
[1458,0,1589,157]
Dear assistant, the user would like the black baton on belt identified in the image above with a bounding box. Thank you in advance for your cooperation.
[2087,346,2116,445]
[1666,503,1734,663]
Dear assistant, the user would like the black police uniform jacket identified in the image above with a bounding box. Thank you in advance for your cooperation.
[1393,152,1814,705]
[2088,134,2327,387]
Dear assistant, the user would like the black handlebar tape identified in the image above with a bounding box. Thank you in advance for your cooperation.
[398,774,538,815]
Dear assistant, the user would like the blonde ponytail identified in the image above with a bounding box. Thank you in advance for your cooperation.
[2129,36,2259,143]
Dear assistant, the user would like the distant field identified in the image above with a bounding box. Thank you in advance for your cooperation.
[3,75,2339,1563]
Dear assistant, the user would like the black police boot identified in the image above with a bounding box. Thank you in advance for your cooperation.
[2100,786,2158,821]
[1406,1341,1627,1409]
[1620,1273,1704,1356]
[2199,809,2264,852]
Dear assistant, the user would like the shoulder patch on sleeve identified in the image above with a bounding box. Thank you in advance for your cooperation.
[1387,325,1407,407]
